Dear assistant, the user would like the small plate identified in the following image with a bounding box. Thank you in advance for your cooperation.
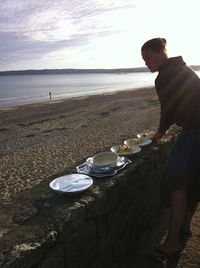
[111,144,141,156]
[124,137,152,147]
[49,174,93,193]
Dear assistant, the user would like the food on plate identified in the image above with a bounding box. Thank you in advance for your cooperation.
[137,131,155,139]
[128,137,142,146]
[124,135,152,147]
[115,145,133,154]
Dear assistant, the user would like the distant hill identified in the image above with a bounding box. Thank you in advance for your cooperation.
[0,65,199,76]
[191,65,200,71]
[0,67,149,76]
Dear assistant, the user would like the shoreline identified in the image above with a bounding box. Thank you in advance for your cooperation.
[0,85,154,111]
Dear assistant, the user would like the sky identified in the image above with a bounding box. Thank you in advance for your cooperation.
[1,0,200,71]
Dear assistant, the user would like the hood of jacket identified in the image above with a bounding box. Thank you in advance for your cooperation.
[159,56,186,73]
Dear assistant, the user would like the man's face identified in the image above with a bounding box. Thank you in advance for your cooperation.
[142,49,161,72]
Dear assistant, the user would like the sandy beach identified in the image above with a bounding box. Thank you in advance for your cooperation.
[0,86,160,204]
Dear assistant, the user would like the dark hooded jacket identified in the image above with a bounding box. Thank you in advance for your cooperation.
[155,56,200,133]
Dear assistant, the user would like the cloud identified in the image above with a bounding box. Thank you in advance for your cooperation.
[1,0,135,37]
[0,30,94,63]
[0,0,137,69]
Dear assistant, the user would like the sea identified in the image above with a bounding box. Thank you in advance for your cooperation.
[0,71,199,108]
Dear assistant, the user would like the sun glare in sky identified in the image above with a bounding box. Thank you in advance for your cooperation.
[0,0,200,71]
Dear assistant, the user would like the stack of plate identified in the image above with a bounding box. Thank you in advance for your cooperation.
[76,151,131,177]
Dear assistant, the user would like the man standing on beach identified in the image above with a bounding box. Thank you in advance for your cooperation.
[141,37,200,260]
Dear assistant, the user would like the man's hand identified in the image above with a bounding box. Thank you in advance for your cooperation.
[152,131,165,141]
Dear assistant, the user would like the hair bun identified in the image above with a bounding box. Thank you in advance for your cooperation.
[141,37,167,52]
[161,38,167,45]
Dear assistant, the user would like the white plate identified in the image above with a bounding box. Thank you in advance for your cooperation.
[110,145,141,156]
[49,174,93,193]
[124,137,152,147]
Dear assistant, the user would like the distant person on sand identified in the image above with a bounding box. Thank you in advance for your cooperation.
[141,37,200,260]
[49,91,52,100]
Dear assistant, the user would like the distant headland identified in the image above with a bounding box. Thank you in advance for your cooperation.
[0,66,199,76]
[0,67,149,76]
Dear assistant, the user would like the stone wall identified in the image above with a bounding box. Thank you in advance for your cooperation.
[1,133,178,268]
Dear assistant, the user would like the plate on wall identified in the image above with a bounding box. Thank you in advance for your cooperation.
[49,174,93,193]
[137,131,155,139]
[87,151,119,169]
[124,137,152,147]
[76,156,131,178]
[110,144,141,156]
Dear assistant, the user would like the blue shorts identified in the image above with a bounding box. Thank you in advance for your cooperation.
[161,129,200,209]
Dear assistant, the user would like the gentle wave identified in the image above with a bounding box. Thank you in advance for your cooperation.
[0,94,47,102]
